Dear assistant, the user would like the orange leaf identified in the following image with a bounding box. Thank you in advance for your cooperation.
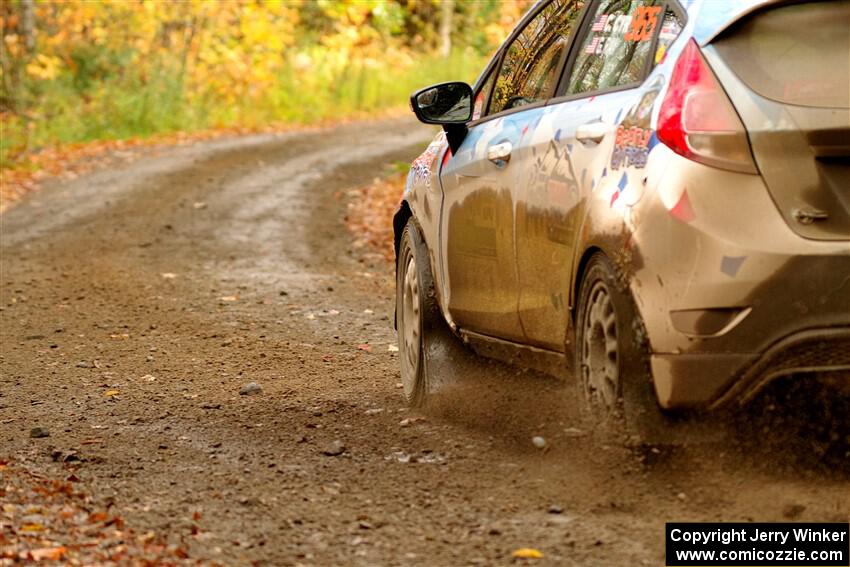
[88,511,109,523]
[29,547,66,561]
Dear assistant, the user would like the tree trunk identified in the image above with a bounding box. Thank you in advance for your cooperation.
[21,0,36,53]
[0,38,15,110]
[439,0,453,58]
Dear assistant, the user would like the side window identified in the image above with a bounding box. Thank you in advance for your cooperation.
[653,9,684,65]
[566,0,667,95]
[489,0,583,116]
[473,67,497,121]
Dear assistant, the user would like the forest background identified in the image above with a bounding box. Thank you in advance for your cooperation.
[0,0,533,175]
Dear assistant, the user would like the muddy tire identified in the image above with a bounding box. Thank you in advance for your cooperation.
[575,253,669,443]
[396,219,440,407]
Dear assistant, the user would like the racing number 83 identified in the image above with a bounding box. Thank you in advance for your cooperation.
[624,5,662,42]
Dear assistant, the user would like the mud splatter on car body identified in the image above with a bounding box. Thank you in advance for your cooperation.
[396,0,850,420]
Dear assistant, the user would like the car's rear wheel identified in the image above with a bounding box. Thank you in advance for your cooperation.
[575,253,666,442]
[396,219,439,407]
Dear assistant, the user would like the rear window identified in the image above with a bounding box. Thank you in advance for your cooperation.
[712,1,850,109]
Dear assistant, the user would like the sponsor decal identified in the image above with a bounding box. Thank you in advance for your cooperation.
[611,125,654,170]
[410,132,447,189]
[669,189,696,223]
[720,256,747,278]
[610,172,629,207]
[610,78,663,171]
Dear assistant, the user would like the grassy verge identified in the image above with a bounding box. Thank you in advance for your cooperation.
[0,50,480,212]
[1,50,483,168]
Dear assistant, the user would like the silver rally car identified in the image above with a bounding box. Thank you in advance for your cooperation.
[394,0,850,437]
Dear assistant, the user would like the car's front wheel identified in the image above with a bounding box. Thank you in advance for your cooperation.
[575,253,667,442]
[396,219,439,407]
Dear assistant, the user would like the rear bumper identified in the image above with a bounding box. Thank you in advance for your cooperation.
[629,147,850,409]
[651,327,850,409]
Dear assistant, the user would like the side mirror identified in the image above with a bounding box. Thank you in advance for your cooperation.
[410,82,473,125]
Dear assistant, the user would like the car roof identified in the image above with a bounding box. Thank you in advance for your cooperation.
[689,0,780,45]
[520,0,782,46]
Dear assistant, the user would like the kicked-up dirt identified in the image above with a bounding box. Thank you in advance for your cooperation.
[1,118,849,566]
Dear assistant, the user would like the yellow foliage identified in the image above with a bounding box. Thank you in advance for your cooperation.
[1,0,527,166]
[25,54,61,80]
[23,0,302,105]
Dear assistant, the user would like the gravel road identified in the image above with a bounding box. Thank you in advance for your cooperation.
[2,118,848,566]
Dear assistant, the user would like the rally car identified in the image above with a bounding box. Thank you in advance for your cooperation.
[395,0,850,437]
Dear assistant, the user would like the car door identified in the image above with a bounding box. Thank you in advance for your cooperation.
[439,0,584,342]
[515,0,684,350]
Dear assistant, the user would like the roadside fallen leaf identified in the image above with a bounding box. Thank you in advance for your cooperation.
[29,547,66,561]
[387,344,399,352]
[512,548,544,559]
[104,390,120,397]
[104,516,124,528]
[345,174,406,263]
[109,333,130,340]
[1,459,188,562]
[563,427,586,437]
[219,295,238,302]
[357,344,372,352]
[89,511,109,523]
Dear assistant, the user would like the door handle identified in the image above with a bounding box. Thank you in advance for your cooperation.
[487,141,512,167]
[575,121,608,145]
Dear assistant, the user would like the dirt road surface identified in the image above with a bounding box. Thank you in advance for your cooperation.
[2,118,848,566]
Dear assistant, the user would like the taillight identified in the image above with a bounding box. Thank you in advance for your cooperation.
[657,40,757,174]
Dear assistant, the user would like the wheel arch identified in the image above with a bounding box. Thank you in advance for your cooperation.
[392,200,414,330]
[571,246,605,323]
[392,199,413,272]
